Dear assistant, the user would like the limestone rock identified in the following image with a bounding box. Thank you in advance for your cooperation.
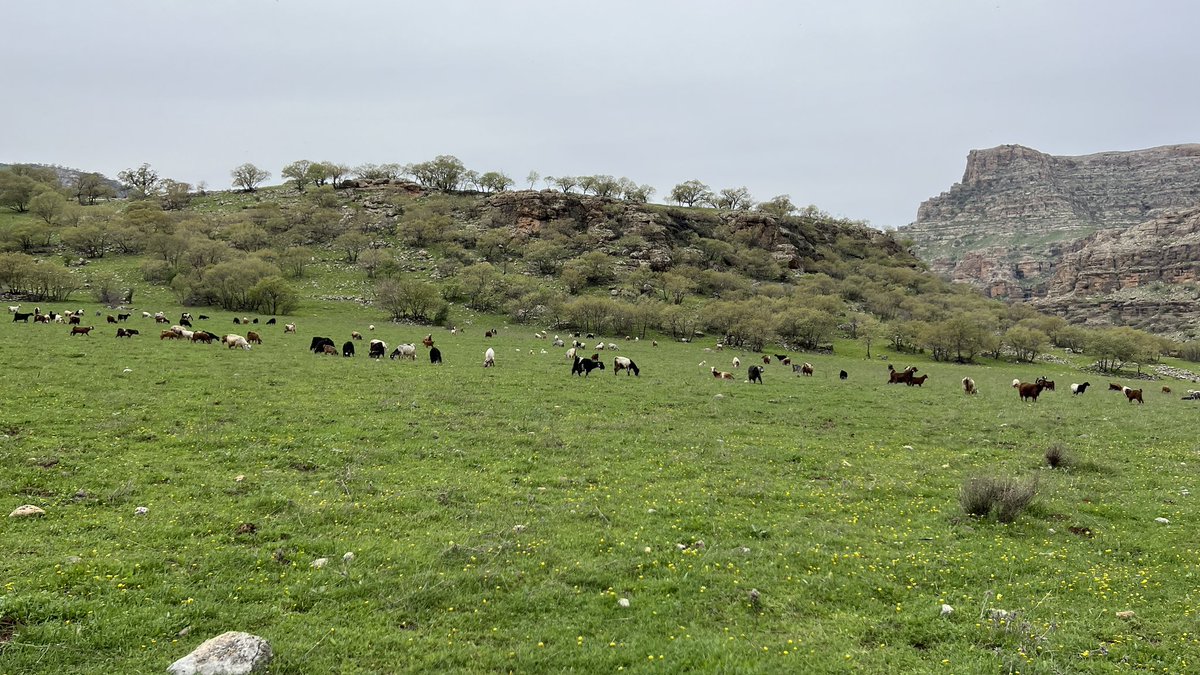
[9,504,45,518]
[166,631,272,675]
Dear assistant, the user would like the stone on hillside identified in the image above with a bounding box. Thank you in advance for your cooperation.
[1115,610,1136,620]
[166,631,272,675]
[310,557,329,569]
[1155,517,1170,524]
[135,506,149,516]
[940,604,954,617]
[10,504,45,518]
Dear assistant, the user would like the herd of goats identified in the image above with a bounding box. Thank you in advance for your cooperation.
[10,303,1200,401]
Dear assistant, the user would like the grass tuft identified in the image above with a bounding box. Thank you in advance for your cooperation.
[960,475,1039,522]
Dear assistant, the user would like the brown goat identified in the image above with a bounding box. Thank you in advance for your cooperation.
[962,377,976,395]
[1017,381,1046,402]
[1162,386,1172,394]
[246,331,262,345]
[887,365,917,384]
[70,325,94,336]
[1109,383,1123,391]
[711,367,734,380]
[908,374,929,387]
[1124,387,1144,404]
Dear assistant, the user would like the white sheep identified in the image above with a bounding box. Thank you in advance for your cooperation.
[484,347,496,367]
[732,357,741,369]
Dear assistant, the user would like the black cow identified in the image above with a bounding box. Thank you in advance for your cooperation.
[748,365,763,384]
[572,356,605,377]
[429,346,442,365]
[310,336,335,354]
[342,341,355,357]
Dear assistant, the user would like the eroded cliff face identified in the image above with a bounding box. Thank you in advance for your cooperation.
[900,144,1200,301]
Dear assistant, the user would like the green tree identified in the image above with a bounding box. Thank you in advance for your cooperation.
[72,172,114,205]
[250,276,299,314]
[335,232,370,263]
[406,155,468,191]
[710,186,754,211]
[397,205,452,247]
[546,175,578,193]
[196,258,281,310]
[282,160,314,192]
[61,224,110,258]
[279,247,313,278]
[375,277,447,323]
[478,171,514,193]
[29,190,67,224]
[669,179,712,207]
[230,163,271,192]
[776,307,838,350]
[522,240,568,275]
[358,248,393,279]
[117,163,160,199]
[756,194,797,218]
[159,179,192,210]
[525,170,540,189]
[1005,326,1048,363]
[0,173,41,212]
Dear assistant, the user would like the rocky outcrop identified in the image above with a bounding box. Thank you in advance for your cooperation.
[900,144,1200,299]
[1034,207,1200,334]
[167,631,272,675]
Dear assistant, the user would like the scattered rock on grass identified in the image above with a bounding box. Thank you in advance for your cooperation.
[9,505,45,518]
[940,604,954,617]
[617,598,630,608]
[167,630,272,675]
[1155,517,1170,524]
[310,558,329,569]
[1116,610,1135,620]
[135,506,149,516]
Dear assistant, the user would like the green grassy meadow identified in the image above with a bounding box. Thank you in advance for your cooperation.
[2,301,1200,673]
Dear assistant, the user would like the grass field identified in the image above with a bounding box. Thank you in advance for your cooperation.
[2,299,1199,673]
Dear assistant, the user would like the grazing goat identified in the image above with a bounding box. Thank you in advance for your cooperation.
[607,343,618,351]
[342,341,355,357]
[1123,387,1144,404]
[390,344,416,360]
[1016,381,1046,402]
[781,358,791,366]
[1108,383,1123,391]
[888,365,918,384]
[351,331,363,340]
[840,370,849,381]
[322,344,338,356]
[711,367,734,380]
[485,330,494,338]
[800,362,814,376]
[1162,386,1172,394]
[284,323,297,333]
[310,336,335,354]
[613,356,640,376]
[70,326,94,336]
[565,347,577,361]
[773,354,788,363]
[748,365,763,384]
[198,315,210,320]
[429,346,442,364]
[761,355,770,365]
[106,315,117,324]
[484,347,495,367]
[266,318,276,325]
[552,338,564,347]
[117,313,130,322]
[161,329,180,340]
[224,334,251,350]
[422,334,434,348]
[191,331,214,344]
[368,339,387,359]
[732,357,741,368]
[962,376,976,395]
[246,331,262,345]
[116,328,139,338]
[13,311,33,323]
[572,356,604,376]
[907,374,929,387]
[1070,382,1090,395]
[1035,377,1055,391]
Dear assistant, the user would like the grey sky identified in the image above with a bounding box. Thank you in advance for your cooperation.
[5,1,1197,228]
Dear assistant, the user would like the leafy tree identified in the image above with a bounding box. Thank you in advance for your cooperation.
[107,225,147,254]
[282,160,314,191]
[660,272,694,305]
[72,172,114,205]
[407,155,468,191]
[578,175,621,198]
[0,173,41,212]
[354,163,402,181]
[0,252,36,291]
[546,175,578,193]
[525,170,540,189]
[26,264,81,301]
[230,163,271,192]
[375,277,447,323]
[279,247,313,278]
[29,190,67,224]
[250,276,299,314]
[117,163,161,199]
[577,250,615,284]
[195,257,281,311]
[565,296,617,334]
[523,240,569,275]
[478,171,514,193]
[710,186,754,211]
[669,179,712,207]
[358,248,393,279]
[397,204,452,247]
[756,194,797,218]
[3,221,51,252]
[146,233,191,268]
[335,232,370,263]
[776,307,838,350]
[456,262,505,310]
[1005,326,1048,362]
[618,178,655,203]
[61,224,110,258]
[159,180,192,210]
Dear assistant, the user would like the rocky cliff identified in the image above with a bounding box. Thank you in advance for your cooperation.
[900,144,1200,300]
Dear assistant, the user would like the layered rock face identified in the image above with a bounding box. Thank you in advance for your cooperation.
[902,142,1200,296]
[900,144,1200,301]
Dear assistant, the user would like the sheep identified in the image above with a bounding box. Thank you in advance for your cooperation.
[715,343,724,351]
[351,331,363,340]
[711,367,734,380]
[224,334,251,350]
[142,311,151,318]
[1123,386,1144,404]
[732,357,741,369]
[962,377,976,395]
[748,365,763,384]
[8,305,20,313]
[1070,382,1090,395]
[595,342,606,351]
[553,338,565,347]
[368,339,387,359]
[652,340,658,347]
[607,343,618,351]
[484,347,495,367]
[613,356,640,376]
[565,347,577,361]
[839,370,848,381]
[369,325,376,331]
[390,344,417,360]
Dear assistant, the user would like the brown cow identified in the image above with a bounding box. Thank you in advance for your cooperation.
[70,326,94,336]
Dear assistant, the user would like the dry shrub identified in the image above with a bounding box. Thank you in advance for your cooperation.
[960,476,1039,523]
[1044,445,1070,469]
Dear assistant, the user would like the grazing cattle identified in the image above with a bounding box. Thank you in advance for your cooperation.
[13,311,33,323]
[907,374,929,387]
[799,362,814,376]
[309,336,335,354]
[284,323,297,334]
[351,331,363,340]
[161,329,181,340]
[342,341,355,357]
[117,313,130,322]
[840,370,848,380]
[748,365,763,384]
[225,334,251,350]
[888,365,918,385]
[613,356,640,376]
[70,326,94,336]
[422,334,434,348]
[389,344,416,360]
[266,318,276,325]
[572,356,604,376]
[962,377,976,394]
[1123,387,1144,404]
[1016,381,1046,402]
[762,355,771,365]
[1108,383,1123,391]
[484,347,496,367]
[429,346,442,364]
[1070,382,1090,395]
[368,339,387,359]
[1162,386,1172,394]
[246,331,262,345]
[1035,377,1055,391]
[732,357,741,368]
[322,344,338,356]
[106,315,117,324]
[711,367,734,380]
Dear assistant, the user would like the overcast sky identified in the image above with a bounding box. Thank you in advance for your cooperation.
[5,1,1197,228]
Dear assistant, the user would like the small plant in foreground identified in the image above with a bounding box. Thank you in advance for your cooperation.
[960,475,1039,522]
[1044,444,1071,469]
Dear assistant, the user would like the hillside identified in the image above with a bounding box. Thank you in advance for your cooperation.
[899,144,1200,313]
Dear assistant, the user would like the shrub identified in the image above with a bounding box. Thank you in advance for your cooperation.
[1044,445,1070,469]
[960,476,1038,523]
